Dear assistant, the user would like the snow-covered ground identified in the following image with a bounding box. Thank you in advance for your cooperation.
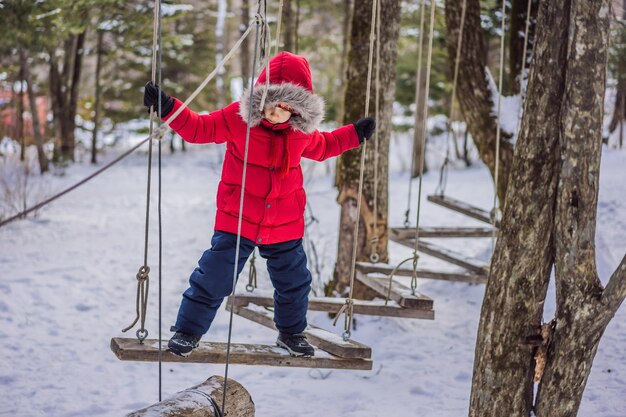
[0,135,624,417]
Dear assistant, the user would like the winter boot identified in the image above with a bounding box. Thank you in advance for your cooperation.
[168,331,201,357]
[276,331,315,357]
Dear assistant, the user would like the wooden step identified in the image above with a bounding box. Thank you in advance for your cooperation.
[228,292,434,320]
[111,337,372,370]
[227,304,372,359]
[354,270,434,309]
[427,195,498,227]
[390,226,495,239]
[356,262,487,284]
[389,236,490,275]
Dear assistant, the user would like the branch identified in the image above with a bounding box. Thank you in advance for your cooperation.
[600,253,626,316]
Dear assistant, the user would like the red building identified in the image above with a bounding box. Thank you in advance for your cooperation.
[0,86,48,144]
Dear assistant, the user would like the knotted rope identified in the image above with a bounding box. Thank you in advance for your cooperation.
[386,0,436,299]
[336,0,378,341]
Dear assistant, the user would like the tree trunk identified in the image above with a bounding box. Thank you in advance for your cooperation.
[294,0,301,54]
[619,96,626,149]
[469,2,568,411]
[66,30,86,161]
[240,0,250,82]
[469,1,626,416]
[607,0,626,146]
[216,0,227,108]
[608,79,625,137]
[509,0,538,95]
[17,70,25,162]
[92,30,104,165]
[50,27,87,163]
[126,376,255,417]
[336,0,353,124]
[281,0,295,52]
[19,47,48,174]
[535,1,620,414]
[444,0,514,204]
[333,0,401,294]
[411,66,428,178]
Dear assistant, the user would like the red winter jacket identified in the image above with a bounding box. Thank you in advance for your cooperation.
[164,52,360,244]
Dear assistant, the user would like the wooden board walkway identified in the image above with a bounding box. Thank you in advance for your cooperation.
[389,235,490,275]
[390,226,494,239]
[354,271,434,309]
[228,304,372,359]
[228,291,434,320]
[111,337,373,370]
[355,262,487,284]
[427,195,499,227]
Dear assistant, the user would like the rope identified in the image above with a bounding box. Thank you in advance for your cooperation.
[158,16,259,134]
[0,137,151,229]
[386,0,437,299]
[0,9,264,233]
[257,0,272,112]
[338,0,378,341]
[435,0,468,197]
[155,0,164,401]
[369,0,381,264]
[404,0,427,227]
[242,0,285,294]
[121,0,164,343]
[222,2,265,413]
[122,265,150,340]
[491,0,507,250]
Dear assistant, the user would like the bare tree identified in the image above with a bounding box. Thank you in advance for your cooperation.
[240,0,251,81]
[333,0,401,293]
[509,0,538,95]
[411,66,427,178]
[281,0,295,52]
[16,70,25,162]
[49,27,87,163]
[336,0,353,124]
[469,2,625,417]
[92,29,104,165]
[19,47,49,174]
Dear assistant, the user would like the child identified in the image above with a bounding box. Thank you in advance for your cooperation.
[144,51,376,357]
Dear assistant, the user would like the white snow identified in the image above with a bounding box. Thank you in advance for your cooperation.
[0,133,624,417]
[485,66,522,141]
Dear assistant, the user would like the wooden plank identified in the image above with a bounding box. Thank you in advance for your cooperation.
[354,270,433,309]
[355,262,487,284]
[427,195,499,227]
[389,235,490,275]
[227,304,372,359]
[228,292,435,320]
[390,226,495,239]
[111,337,373,370]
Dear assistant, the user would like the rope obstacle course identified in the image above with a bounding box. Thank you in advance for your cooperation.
[0,0,521,411]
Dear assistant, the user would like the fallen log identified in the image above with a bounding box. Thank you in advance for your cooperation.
[127,375,255,417]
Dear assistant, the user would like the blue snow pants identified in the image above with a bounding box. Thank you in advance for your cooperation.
[174,231,312,336]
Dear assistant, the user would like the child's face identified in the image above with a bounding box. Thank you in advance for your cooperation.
[263,104,292,124]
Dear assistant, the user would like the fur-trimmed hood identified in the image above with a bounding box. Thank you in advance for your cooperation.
[239,52,324,133]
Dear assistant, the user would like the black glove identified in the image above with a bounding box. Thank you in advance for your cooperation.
[144,81,175,117]
[354,117,376,144]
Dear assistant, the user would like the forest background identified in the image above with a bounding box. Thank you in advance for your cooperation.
[2,0,622,172]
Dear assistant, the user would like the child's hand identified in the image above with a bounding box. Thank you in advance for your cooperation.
[354,117,376,143]
[144,81,175,117]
